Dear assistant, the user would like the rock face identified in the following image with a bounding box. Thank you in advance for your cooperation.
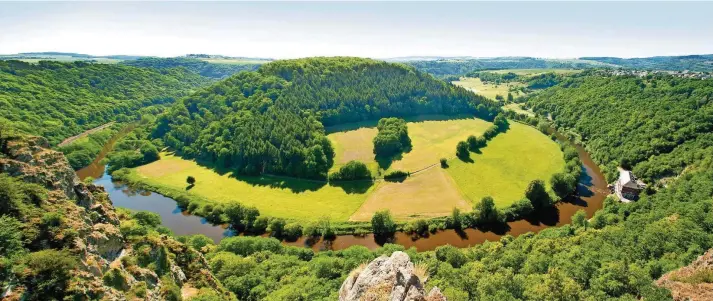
[0,135,231,300]
[656,248,713,301]
[339,251,446,301]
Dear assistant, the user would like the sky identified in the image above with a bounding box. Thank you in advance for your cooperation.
[0,1,712,59]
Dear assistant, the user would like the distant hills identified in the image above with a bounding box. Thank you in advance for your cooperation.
[2,52,712,77]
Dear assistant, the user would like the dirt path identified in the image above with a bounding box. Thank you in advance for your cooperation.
[57,122,115,147]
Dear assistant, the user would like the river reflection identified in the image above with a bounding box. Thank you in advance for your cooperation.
[84,129,608,251]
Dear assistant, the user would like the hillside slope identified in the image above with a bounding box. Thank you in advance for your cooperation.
[154,57,499,179]
[0,60,208,145]
[526,73,713,182]
[0,133,232,300]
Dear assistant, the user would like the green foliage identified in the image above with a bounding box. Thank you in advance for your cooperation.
[187,175,196,185]
[159,275,183,301]
[103,268,128,291]
[550,172,577,199]
[328,160,371,181]
[456,141,469,159]
[155,57,498,179]
[122,57,261,79]
[371,210,397,237]
[383,170,408,181]
[59,126,117,170]
[528,74,713,182]
[440,157,448,168]
[572,209,588,229]
[17,250,78,300]
[473,196,501,224]
[0,216,23,258]
[525,179,552,210]
[0,60,206,145]
[131,211,162,228]
[373,117,412,157]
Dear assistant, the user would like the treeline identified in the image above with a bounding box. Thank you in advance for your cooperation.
[405,57,596,77]
[465,71,563,90]
[58,125,119,170]
[104,117,162,173]
[0,60,207,145]
[121,57,261,79]
[526,73,713,183]
[153,57,499,180]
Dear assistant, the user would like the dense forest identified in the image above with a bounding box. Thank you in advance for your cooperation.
[582,54,713,72]
[0,60,207,145]
[525,73,713,183]
[121,57,262,79]
[154,57,499,179]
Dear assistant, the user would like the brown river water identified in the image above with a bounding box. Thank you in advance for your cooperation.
[78,129,608,252]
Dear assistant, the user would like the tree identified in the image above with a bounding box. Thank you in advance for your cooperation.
[187,176,196,185]
[456,141,470,159]
[507,92,514,102]
[269,218,286,237]
[551,172,577,199]
[572,209,588,229]
[328,160,371,181]
[525,179,551,209]
[448,208,463,229]
[474,196,500,224]
[440,158,448,168]
[371,210,396,237]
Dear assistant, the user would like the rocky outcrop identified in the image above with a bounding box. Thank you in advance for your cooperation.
[656,249,713,301]
[0,135,233,300]
[339,251,446,301]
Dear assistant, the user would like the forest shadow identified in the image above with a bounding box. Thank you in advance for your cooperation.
[524,206,561,226]
[328,180,374,194]
[477,222,512,235]
[374,233,396,246]
[375,144,411,170]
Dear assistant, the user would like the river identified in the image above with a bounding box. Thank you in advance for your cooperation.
[77,128,609,251]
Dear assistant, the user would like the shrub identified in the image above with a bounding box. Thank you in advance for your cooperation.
[284,223,303,241]
[269,218,287,237]
[371,210,397,237]
[440,158,448,168]
[18,250,78,299]
[187,175,196,185]
[384,170,408,181]
[408,219,429,236]
[328,160,371,181]
[456,141,469,159]
[502,198,535,221]
[132,211,161,228]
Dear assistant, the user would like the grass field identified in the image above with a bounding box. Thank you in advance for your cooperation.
[129,118,564,222]
[134,154,375,221]
[445,122,564,207]
[451,77,524,100]
[327,116,492,174]
[349,167,470,221]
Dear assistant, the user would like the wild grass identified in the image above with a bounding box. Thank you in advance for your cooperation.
[451,77,524,100]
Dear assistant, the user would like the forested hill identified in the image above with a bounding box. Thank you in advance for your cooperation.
[0,60,208,145]
[526,73,713,183]
[121,57,262,79]
[155,57,499,179]
[581,54,713,72]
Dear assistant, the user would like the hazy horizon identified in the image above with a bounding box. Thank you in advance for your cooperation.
[1,2,712,59]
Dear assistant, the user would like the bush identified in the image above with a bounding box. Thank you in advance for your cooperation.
[269,218,287,237]
[187,176,196,185]
[384,170,408,181]
[440,158,448,168]
[284,223,303,241]
[502,198,535,221]
[132,211,161,228]
[456,141,469,159]
[328,160,371,181]
[371,210,397,237]
[408,219,429,236]
[18,250,78,300]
